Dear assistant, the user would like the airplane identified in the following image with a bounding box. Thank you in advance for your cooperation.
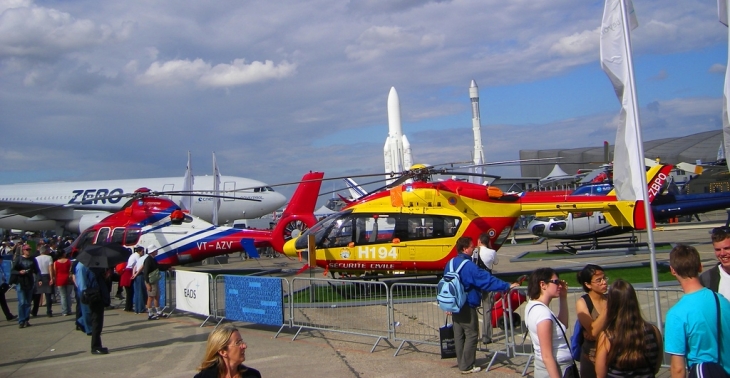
[527,162,730,242]
[281,164,645,277]
[67,172,324,266]
[0,175,287,235]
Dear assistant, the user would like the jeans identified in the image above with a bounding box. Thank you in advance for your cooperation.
[79,302,92,334]
[58,285,73,315]
[133,275,146,313]
[15,286,33,324]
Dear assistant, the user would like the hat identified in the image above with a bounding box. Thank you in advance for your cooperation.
[134,246,145,252]
[147,244,158,254]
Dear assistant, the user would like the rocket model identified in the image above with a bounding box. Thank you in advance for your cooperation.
[384,87,413,185]
[470,80,486,184]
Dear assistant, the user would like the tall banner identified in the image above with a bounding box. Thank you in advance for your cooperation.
[181,151,194,213]
[719,0,730,171]
[600,0,642,201]
[212,152,221,226]
[174,270,210,316]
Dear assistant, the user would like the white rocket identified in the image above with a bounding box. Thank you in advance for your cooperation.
[470,80,486,184]
[383,87,413,185]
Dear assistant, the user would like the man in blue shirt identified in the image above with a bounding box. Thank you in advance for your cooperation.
[445,236,518,374]
[665,245,730,377]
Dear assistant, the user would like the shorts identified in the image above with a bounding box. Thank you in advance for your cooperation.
[147,282,159,297]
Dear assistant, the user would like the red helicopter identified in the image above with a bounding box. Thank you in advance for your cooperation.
[68,171,324,265]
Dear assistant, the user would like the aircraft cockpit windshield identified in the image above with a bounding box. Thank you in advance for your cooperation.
[295,211,462,250]
[252,186,275,193]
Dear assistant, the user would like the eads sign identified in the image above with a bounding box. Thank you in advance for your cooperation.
[175,271,210,316]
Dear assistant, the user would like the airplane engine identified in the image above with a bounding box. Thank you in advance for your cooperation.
[66,212,110,234]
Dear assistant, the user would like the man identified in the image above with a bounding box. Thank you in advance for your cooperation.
[131,246,148,314]
[12,244,39,328]
[0,259,17,321]
[703,227,730,299]
[35,245,54,317]
[473,233,499,345]
[665,244,730,377]
[76,260,110,355]
[445,236,518,374]
[122,246,141,312]
[143,245,167,320]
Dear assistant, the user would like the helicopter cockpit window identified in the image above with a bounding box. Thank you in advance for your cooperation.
[77,230,96,250]
[95,228,110,244]
[124,228,142,246]
[494,226,513,248]
[110,228,125,244]
[549,222,567,231]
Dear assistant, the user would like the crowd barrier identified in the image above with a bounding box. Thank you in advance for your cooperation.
[159,271,686,375]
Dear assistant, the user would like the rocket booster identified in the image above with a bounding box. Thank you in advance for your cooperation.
[384,87,413,185]
[470,80,485,184]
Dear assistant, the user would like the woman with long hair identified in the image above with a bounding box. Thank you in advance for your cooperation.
[195,325,261,378]
[594,279,663,378]
[575,264,608,378]
[525,268,572,378]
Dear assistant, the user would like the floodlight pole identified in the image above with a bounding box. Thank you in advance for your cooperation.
[619,0,663,331]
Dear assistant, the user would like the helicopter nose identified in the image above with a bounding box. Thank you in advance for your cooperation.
[531,223,545,236]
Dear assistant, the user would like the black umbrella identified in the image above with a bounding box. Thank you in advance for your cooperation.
[75,243,132,269]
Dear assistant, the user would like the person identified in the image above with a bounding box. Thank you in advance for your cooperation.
[11,244,40,328]
[525,267,572,378]
[665,244,730,377]
[143,245,168,320]
[575,264,608,378]
[121,246,140,312]
[52,250,74,316]
[444,236,517,374]
[76,260,111,355]
[131,246,148,314]
[74,260,93,336]
[35,245,54,317]
[0,262,17,321]
[171,207,184,225]
[594,279,662,377]
[702,226,730,299]
[473,232,499,344]
[195,324,261,378]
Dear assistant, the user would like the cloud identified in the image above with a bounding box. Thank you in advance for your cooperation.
[709,63,725,74]
[650,69,668,81]
[0,0,126,61]
[549,28,599,56]
[136,58,297,87]
[345,25,444,61]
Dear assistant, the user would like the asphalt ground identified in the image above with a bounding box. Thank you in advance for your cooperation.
[0,213,724,378]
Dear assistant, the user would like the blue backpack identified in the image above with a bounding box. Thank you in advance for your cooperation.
[437,258,469,312]
[570,294,594,360]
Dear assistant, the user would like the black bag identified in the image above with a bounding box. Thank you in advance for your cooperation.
[0,282,9,294]
[440,316,457,359]
[8,274,18,286]
[81,287,101,305]
[562,364,579,378]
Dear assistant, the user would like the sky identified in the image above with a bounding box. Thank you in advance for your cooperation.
[0,0,728,205]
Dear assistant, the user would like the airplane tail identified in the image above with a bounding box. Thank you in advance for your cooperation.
[603,164,673,230]
[607,163,673,203]
[344,178,367,199]
[269,172,324,252]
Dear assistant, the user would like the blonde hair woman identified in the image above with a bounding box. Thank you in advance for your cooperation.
[195,325,261,378]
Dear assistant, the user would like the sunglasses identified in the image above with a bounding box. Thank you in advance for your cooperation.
[545,279,561,285]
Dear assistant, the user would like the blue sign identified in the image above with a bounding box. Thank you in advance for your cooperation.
[224,276,283,326]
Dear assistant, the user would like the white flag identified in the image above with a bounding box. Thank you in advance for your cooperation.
[719,0,730,170]
[181,151,194,213]
[212,152,221,226]
[600,0,644,201]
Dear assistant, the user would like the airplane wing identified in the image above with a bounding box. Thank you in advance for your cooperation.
[0,200,75,221]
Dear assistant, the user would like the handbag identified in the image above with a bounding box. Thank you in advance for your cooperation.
[148,269,161,284]
[688,292,729,378]
[439,315,457,359]
[81,287,102,305]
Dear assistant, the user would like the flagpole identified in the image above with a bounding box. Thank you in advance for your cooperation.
[618,0,662,331]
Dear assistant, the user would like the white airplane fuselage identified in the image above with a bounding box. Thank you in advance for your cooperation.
[0,175,286,233]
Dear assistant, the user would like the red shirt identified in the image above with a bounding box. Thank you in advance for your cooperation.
[54,259,72,286]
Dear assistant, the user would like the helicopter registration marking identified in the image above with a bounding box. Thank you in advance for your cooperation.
[358,246,397,260]
[196,241,234,250]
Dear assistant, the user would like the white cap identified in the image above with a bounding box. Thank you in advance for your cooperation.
[147,244,158,254]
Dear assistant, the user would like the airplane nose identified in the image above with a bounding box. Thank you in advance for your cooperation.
[273,192,287,209]
[531,223,545,235]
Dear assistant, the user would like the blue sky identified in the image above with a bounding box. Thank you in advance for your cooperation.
[0,0,727,203]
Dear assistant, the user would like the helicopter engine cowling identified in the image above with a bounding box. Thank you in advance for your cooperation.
[66,212,110,234]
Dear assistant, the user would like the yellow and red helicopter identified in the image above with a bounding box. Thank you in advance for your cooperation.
[67,172,324,266]
[283,164,648,277]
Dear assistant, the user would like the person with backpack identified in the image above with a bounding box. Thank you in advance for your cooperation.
[575,264,608,378]
[438,236,517,374]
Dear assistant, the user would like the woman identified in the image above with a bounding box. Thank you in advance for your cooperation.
[52,250,74,316]
[525,268,572,378]
[575,264,609,378]
[11,244,40,328]
[594,280,662,378]
[195,325,261,378]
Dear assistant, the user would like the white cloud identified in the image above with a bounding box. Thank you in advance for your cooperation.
[549,28,598,56]
[710,63,725,74]
[345,25,444,61]
[136,58,297,87]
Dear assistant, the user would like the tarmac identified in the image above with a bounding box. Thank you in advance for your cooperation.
[0,212,724,378]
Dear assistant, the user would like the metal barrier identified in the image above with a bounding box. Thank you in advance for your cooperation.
[288,277,392,352]
[167,270,217,327]
[389,283,441,356]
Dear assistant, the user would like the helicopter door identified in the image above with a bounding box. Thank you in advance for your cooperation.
[95,227,110,244]
[223,182,235,201]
